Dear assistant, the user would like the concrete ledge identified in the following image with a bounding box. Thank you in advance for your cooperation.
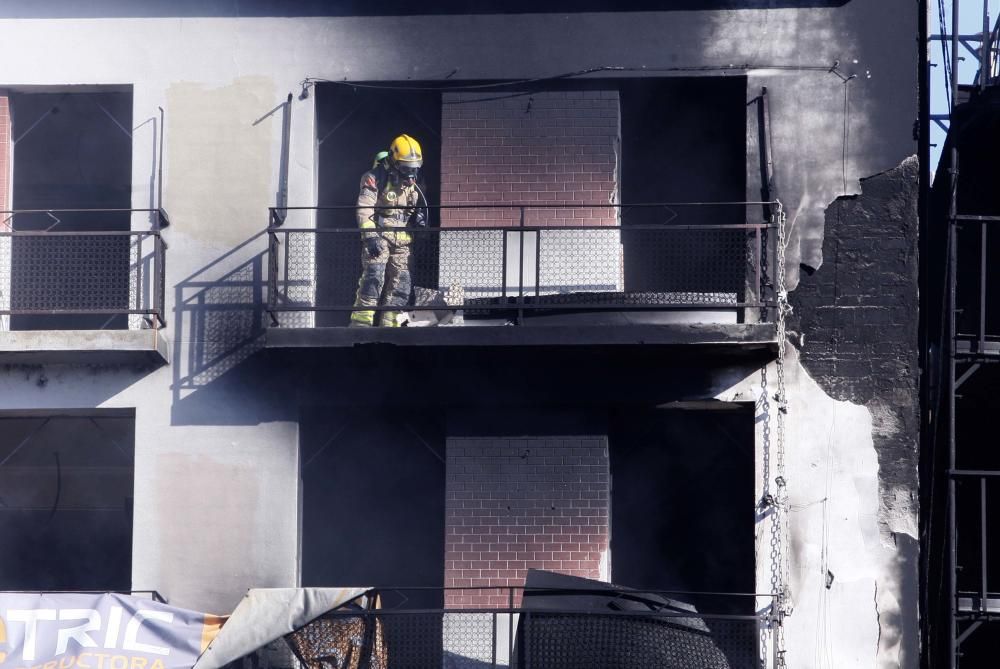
[0,329,169,366]
[266,323,778,351]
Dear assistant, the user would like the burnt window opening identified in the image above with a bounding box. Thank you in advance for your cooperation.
[300,408,445,609]
[0,412,135,591]
[8,88,133,331]
[608,406,755,616]
[311,77,747,325]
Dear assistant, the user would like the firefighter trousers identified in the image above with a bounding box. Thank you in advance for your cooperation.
[350,231,411,327]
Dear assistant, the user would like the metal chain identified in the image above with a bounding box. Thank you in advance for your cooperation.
[759,204,791,668]
[774,203,792,667]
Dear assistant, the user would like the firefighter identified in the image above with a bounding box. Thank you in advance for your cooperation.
[349,134,427,327]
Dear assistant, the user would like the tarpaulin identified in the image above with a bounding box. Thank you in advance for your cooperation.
[192,588,372,669]
[0,593,225,669]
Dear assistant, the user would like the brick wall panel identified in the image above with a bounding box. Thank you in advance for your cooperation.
[441,91,618,229]
[444,435,610,608]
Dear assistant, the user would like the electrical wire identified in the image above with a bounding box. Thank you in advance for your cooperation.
[842,76,855,196]
[301,62,851,96]
[937,0,953,110]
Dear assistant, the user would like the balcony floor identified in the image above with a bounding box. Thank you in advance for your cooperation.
[0,329,169,365]
[266,322,778,352]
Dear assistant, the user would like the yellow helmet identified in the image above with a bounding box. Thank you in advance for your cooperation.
[389,134,422,180]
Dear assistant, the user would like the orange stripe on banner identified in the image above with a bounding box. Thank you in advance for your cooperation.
[200,615,228,654]
[0,614,7,663]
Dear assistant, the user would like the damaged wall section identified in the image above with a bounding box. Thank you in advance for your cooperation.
[785,156,919,666]
[790,155,919,539]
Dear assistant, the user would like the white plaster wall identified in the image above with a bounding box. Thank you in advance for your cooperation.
[711,350,918,668]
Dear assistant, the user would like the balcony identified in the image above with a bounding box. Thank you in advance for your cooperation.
[0,209,168,365]
[282,585,772,669]
[264,202,781,353]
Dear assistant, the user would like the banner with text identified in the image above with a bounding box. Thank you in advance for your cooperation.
[0,593,224,669]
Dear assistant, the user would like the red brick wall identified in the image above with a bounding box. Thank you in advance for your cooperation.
[444,436,611,608]
[440,90,619,228]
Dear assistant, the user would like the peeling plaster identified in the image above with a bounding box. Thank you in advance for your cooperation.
[781,349,915,669]
[709,327,917,667]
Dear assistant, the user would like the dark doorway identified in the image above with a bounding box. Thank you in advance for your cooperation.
[0,413,134,590]
[10,90,133,330]
[300,407,445,609]
[619,78,747,303]
[315,85,441,326]
[609,406,754,615]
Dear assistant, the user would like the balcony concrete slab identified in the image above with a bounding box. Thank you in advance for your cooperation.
[0,329,169,365]
[266,323,778,352]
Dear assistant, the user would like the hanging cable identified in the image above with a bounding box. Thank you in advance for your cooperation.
[300,61,853,97]
[937,0,953,110]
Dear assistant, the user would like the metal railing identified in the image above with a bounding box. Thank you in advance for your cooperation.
[285,586,774,669]
[950,470,1000,619]
[266,202,779,328]
[1,590,166,603]
[0,209,167,328]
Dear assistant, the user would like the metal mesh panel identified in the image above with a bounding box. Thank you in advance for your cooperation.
[537,228,622,293]
[620,227,746,295]
[9,234,131,310]
[438,230,505,299]
[305,610,760,669]
[519,613,757,669]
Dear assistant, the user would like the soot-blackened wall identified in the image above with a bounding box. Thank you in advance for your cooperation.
[790,156,919,536]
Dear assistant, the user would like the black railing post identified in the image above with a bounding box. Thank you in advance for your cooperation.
[501,223,508,299]
[535,226,541,298]
[156,233,167,328]
[508,587,514,665]
[518,206,525,325]
[491,611,497,669]
[135,233,144,318]
[982,476,988,613]
[755,224,762,323]
[523,610,530,669]
[267,229,280,326]
[980,221,987,353]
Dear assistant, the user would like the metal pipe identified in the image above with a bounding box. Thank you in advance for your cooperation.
[266,200,779,211]
[518,206,525,325]
[535,229,541,298]
[982,477,988,614]
[501,230,508,298]
[983,1,990,92]
[755,226,763,322]
[981,222,987,353]
[953,0,962,110]
[948,144,959,669]
[270,223,771,233]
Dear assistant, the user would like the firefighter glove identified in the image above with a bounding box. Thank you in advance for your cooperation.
[413,211,427,227]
